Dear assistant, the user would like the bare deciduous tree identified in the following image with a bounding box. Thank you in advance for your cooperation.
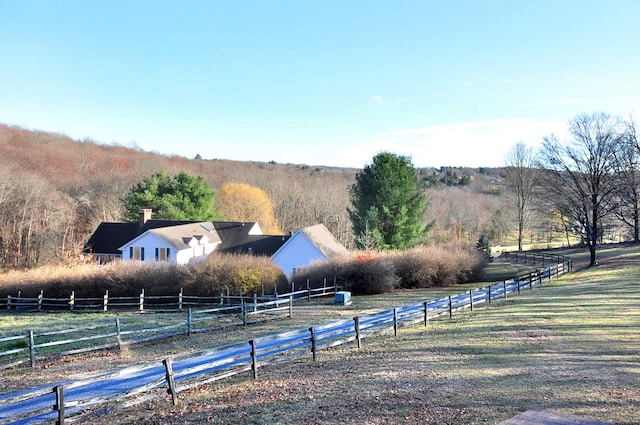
[504,142,538,251]
[538,112,623,266]
[612,116,640,242]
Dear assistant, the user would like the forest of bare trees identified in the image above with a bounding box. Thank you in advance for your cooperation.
[7,115,638,271]
[0,124,523,269]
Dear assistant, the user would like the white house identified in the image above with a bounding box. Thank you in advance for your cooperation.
[119,222,222,265]
[271,223,348,279]
[84,209,349,276]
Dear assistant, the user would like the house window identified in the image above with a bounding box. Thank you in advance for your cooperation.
[155,247,170,262]
[130,247,144,261]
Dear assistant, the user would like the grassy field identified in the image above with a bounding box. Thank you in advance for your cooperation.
[2,245,638,424]
[84,245,638,425]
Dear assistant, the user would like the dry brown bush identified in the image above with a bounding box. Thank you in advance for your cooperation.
[0,255,287,298]
[393,245,486,288]
[292,244,486,295]
[182,254,287,296]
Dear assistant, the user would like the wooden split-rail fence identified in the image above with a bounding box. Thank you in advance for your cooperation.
[0,253,572,425]
[1,278,339,313]
[0,284,338,370]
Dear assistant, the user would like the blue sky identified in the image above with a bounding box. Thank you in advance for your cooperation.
[1,1,639,168]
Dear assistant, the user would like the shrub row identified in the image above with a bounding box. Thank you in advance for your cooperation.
[289,244,487,295]
[0,245,486,299]
[0,254,287,298]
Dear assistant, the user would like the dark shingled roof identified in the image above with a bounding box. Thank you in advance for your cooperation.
[217,235,290,256]
[82,220,194,255]
[82,220,280,256]
[212,222,260,251]
[82,222,138,255]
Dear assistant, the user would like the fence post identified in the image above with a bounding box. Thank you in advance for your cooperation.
[219,292,224,305]
[103,290,108,312]
[469,290,474,311]
[393,308,399,337]
[529,273,534,290]
[187,308,193,336]
[250,339,258,379]
[7,295,10,310]
[307,279,311,301]
[163,358,178,406]
[54,385,65,425]
[288,296,293,318]
[448,296,453,319]
[69,291,74,312]
[115,318,122,350]
[354,317,362,349]
[488,286,492,304]
[517,278,521,294]
[309,327,317,362]
[178,288,183,312]
[29,330,35,367]
[423,301,429,327]
[242,300,247,325]
[323,277,327,294]
[139,289,144,312]
[38,290,43,312]
[504,281,508,299]
[253,293,257,312]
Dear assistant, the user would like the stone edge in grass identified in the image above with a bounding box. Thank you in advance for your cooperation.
[499,409,616,425]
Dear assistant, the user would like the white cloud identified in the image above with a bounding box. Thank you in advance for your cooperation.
[328,118,570,168]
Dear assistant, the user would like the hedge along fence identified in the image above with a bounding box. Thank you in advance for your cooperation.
[1,278,339,312]
[0,254,572,425]
[0,285,338,369]
[0,298,294,370]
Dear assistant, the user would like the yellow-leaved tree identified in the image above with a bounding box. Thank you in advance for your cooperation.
[216,182,283,234]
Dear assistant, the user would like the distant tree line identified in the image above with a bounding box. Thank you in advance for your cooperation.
[8,113,636,271]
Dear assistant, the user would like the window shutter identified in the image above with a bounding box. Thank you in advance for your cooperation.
[141,247,145,261]
[129,247,133,259]
[155,248,159,261]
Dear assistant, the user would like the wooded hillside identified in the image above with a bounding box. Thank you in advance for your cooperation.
[0,124,518,269]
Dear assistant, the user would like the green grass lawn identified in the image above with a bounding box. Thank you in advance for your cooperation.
[76,244,640,424]
[3,245,639,424]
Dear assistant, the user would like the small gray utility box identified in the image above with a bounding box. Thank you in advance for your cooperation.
[334,291,352,305]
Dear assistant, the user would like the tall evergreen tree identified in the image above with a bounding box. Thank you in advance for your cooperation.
[124,171,224,221]
[348,152,431,249]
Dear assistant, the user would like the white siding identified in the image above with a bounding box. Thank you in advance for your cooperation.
[271,232,325,279]
[175,242,217,265]
[120,232,219,266]
[120,233,175,263]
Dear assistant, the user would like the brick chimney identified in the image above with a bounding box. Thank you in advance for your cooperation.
[139,209,152,226]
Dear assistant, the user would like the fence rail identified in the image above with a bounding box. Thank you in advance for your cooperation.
[0,254,572,425]
[1,279,339,313]
[0,285,338,370]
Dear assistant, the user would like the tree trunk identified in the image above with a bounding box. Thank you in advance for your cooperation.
[589,244,597,267]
